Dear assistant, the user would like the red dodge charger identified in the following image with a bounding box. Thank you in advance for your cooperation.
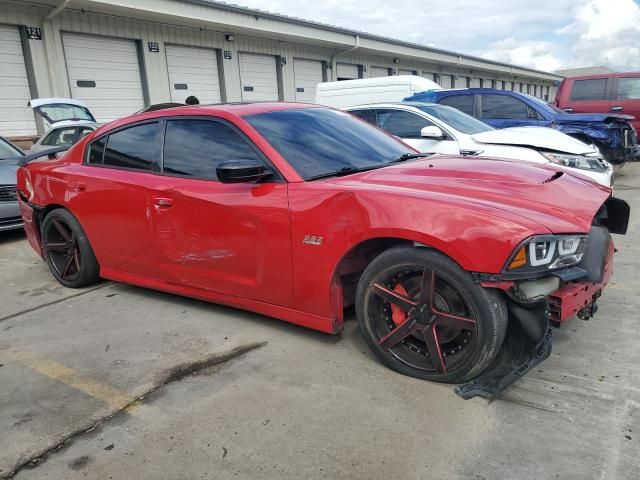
[16,103,630,398]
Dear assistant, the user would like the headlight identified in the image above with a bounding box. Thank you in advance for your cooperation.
[505,235,588,273]
[541,152,608,172]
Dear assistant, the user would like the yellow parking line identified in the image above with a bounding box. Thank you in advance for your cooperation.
[8,350,134,410]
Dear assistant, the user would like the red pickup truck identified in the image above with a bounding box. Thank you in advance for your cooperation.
[555,72,640,131]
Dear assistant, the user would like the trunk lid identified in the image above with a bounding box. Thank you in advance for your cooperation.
[28,98,96,126]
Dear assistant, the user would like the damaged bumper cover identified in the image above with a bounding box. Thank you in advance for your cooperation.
[458,205,624,400]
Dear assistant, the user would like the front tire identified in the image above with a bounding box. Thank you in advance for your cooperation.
[356,246,508,383]
[41,209,100,288]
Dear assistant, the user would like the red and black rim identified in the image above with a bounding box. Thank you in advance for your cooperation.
[367,266,478,375]
[44,218,81,282]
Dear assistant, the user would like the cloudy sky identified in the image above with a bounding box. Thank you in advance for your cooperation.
[233,0,640,72]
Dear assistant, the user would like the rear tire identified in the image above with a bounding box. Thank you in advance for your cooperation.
[41,209,100,288]
[356,246,508,383]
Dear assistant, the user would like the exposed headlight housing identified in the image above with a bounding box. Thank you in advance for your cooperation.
[541,152,609,172]
[505,235,588,273]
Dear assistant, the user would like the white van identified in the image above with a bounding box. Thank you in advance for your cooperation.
[315,75,441,108]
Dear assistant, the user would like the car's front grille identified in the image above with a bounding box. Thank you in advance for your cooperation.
[0,185,18,202]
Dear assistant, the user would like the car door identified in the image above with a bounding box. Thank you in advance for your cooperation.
[68,121,164,278]
[612,75,640,131]
[149,117,293,306]
[563,77,612,115]
[479,93,540,128]
[373,108,460,154]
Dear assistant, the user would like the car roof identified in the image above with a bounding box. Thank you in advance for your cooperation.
[47,120,98,129]
[347,101,440,109]
[561,71,640,81]
[93,102,322,135]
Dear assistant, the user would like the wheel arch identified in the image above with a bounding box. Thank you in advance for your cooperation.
[328,231,473,330]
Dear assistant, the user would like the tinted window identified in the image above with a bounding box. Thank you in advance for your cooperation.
[376,110,434,138]
[481,94,528,119]
[349,109,376,126]
[41,127,77,146]
[78,127,94,140]
[617,77,640,100]
[103,122,159,170]
[245,108,413,180]
[438,95,474,115]
[570,79,607,100]
[87,136,106,165]
[163,120,262,180]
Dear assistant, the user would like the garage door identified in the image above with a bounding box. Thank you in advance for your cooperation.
[293,58,323,102]
[0,25,36,137]
[239,53,279,101]
[62,33,145,123]
[337,63,359,81]
[454,76,468,88]
[166,45,221,104]
[471,78,482,88]
[370,67,390,78]
[398,69,416,76]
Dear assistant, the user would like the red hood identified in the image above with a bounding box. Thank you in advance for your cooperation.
[326,156,611,233]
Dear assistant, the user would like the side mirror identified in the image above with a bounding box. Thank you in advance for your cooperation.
[420,125,444,139]
[217,160,271,183]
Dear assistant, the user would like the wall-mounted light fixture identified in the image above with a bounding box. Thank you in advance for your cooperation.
[225,34,235,42]
[393,58,399,64]
[281,56,287,66]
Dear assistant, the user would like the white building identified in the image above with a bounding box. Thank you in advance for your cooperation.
[1,0,563,140]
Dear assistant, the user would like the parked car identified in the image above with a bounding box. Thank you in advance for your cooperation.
[315,75,441,109]
[27,98,98,153]
[17,103,629,399]
[555,71,640,134]
[0,136,25,231]
[347,102,613,187]
[406,88,637,165]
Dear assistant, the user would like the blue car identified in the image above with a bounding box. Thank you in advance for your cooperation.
[405,88,637,165]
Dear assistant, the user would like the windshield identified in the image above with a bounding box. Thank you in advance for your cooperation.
[0,138,24,160]
[34,103,95,123]
[244,108,414,180]
[522,94,564,115]
[416,104,493,134]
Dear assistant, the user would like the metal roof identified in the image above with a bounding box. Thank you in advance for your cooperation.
[186,0,562,79]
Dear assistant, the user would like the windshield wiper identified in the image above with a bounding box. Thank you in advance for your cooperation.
[389,152,431,164]
[306,165,382,181]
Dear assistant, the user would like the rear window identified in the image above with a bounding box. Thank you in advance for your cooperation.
[617,77,640,100]
[438,95,474,116]
[570,79,607,101]
[102,122,160,171]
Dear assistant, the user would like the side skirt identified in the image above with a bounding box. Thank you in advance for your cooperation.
[100,267,339,335]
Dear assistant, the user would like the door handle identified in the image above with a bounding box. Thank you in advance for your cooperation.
[71,182,86,192]
[153,197,174,208]
[611,106,623,112]
[563,108,574,113]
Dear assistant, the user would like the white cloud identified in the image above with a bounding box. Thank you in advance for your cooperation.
[232,0,640,72]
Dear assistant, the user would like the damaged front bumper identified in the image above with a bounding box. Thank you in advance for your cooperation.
[458,229,617,400]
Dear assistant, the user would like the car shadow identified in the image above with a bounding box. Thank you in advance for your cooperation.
[0,228,26,245]
[108,281,347,346]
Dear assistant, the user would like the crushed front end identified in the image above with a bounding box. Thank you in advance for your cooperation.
[456,196,630,400]
[555,118,637,165]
